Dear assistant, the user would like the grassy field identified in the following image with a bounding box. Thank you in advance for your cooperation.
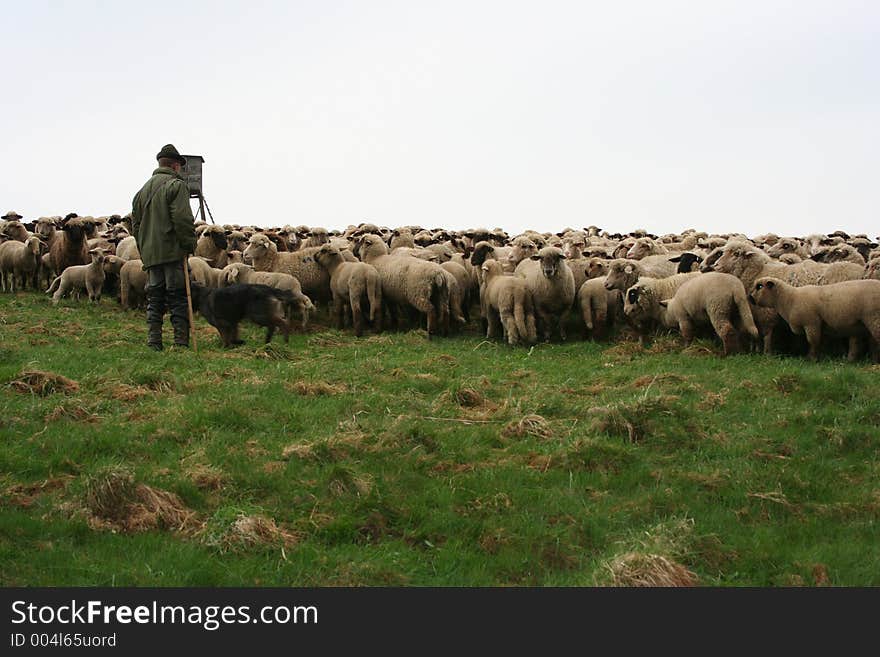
[1,291,878,586]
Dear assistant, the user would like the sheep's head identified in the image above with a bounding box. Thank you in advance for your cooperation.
[530,247,566,279]
[508,236,538,266]
[203,226,228,250]
[226,250,244,264]
[469,241,496,266]
[1,220,28,242]
[35,217,57,239]
[668,252,703,273]
[25,235,43,255]
[357,234,388,260]
[88,248,106,265]
[223,263,252,285]
[227,230,248,251]
[749,277,781,307]
[713,244,761,276]
[61,216,87,243]
[481,259,504,279]
[308,228,329,245]
[626,238,654,260]
[623,283,654,320]
[314,244,343,267]
[243,234,275,264]
[767,238,801,259]
[586,257,609,279]
[604,261,636,291]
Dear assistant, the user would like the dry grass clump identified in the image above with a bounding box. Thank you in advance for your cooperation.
[605,552,698,587]
[185,464,226,491]
[631,373,689,388]
[44,403,100,423]
[108,384,152,402]
[454,387,485,408]
[4,475,74,508]
[287,381,348,396]
[282,432,370,463]
[501,414,553,440]
[202,508,301,552]
[10,370,79,396]
[327,466,374,498]
[83,466,199,534]
[588,395,681,442]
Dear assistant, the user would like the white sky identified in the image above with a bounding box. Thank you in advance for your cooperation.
[2,1,878,237]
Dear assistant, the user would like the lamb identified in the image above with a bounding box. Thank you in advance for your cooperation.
[603,256,678,293]
[187,256,224,288]
[514,246,576,341]
[115,235,141,261]
[226,250,245,264]
[621,273,700,343]
[242,233,330,303]
[47,214,90,280]
[577,277,620,340]
[749,277,880,361]
[657,272,759,355]
[119,259,148,310]
[0,236,43,292]
[312,245,381,336]
[355,233,449,336]
[33,217,57,243]
[46,249,107,304]
[479,260,537,345]
[194,225,229,268]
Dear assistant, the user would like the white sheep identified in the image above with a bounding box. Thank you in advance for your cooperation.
[46,248,107,305]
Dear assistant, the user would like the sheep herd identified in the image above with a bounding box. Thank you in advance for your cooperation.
[2,211,880,362]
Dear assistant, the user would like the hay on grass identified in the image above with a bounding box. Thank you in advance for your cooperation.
[501,414,553,440]
[606,552,698,587]
[83,466,199,534]
[588,395,681,442]
[287,381,348,396]
[10,370,79,396]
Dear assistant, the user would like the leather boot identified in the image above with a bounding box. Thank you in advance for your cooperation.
[167,288,190,347]
[146,284,166,350]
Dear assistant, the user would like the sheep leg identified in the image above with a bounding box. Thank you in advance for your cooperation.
[500,309,519,345]
[486,308,501,339]
[351,295,364,337]
[847,335,862,363]
[332,294,345,329]
[557,309,569,341]
[804,323,822,361]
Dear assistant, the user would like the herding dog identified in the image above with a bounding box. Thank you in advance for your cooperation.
[189,282,294,347]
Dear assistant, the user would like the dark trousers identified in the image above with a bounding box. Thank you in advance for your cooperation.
[146,260,189,346]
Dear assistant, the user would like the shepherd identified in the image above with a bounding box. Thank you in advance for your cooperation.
[131,144,198,351]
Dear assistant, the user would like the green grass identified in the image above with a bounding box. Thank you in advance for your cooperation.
[1,291,879,586]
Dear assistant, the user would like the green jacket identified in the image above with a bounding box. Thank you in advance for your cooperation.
[131,167,197,268]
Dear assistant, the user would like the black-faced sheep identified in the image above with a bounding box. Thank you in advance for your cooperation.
[621,273,700,344]
[194,225,229,268]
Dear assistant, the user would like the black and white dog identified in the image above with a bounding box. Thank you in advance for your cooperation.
[189,282,294,347]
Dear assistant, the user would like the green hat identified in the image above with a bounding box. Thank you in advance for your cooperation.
[156,144,186,166]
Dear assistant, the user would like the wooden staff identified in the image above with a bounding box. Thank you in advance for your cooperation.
[182,257,198,352]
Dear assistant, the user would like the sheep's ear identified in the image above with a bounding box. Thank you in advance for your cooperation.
[581,251,590,258]
[765,280,775,289]
[481,263,490,272]
[529,254,541,261]
[558,253,567,259]
[659,299,670,308]
[668,255,682,262]
[624,264,634,274]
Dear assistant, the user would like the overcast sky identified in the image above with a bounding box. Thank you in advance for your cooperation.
[2,1,878,237]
